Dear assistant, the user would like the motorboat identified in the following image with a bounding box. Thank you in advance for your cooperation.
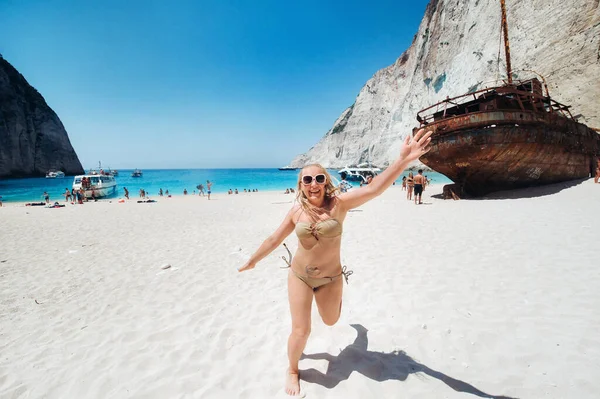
[45,170,65,178]
[72,174,117,199]
[338,163,381,183]
[131,169,143,177]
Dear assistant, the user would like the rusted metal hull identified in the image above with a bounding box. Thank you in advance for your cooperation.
[420,110,600,196]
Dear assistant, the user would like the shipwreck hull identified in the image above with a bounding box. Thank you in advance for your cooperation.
[420,111,600,196]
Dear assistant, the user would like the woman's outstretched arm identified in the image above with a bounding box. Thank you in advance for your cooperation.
[338,129,432,211]
[238,205,299,272]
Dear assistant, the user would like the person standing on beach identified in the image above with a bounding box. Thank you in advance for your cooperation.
[406,172,414,201]
[64,188,71,202]
[413,169,425,205]
[124,187,129,199]
[207,180,212,200]
[238,129,432,396]
[43,191,50,204]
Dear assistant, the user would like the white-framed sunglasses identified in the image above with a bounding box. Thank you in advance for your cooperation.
[301,174,326,185]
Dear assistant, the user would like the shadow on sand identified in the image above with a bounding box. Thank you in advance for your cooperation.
[431,178,587,201]
[300,324,518,399]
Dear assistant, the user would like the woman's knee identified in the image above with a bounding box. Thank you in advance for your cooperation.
[321,314,340,326]
[290,325,311,339]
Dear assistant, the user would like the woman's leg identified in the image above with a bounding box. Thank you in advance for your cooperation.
[286,270,313,395]
[314,277,344,326]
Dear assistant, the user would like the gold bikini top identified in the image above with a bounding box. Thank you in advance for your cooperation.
[295,218,343,240]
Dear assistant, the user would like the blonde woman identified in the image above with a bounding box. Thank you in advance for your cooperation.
[238,129,432,396]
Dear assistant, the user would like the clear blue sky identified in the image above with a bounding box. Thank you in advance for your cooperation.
[0,0,429,169]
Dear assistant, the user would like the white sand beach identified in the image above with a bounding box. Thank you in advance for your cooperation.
[1,180,599,398]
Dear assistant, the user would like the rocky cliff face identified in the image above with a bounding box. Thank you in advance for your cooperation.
[0,56,84,178]
[289,0,600,168]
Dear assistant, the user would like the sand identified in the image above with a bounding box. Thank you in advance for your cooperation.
[0,180,599,398]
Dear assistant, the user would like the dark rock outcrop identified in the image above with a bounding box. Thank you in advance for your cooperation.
[0,55,84,178]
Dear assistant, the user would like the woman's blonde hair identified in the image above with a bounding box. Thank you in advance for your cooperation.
[296,164,339,221]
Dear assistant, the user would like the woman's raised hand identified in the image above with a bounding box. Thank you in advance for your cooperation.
[399,128,433,162]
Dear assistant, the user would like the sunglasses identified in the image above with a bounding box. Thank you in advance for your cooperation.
[301,174,326,185]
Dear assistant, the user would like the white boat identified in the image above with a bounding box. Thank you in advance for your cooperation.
[338,163,382,183]
[46,170,66,178]
[131,169,143,177]
[72,174,118,199]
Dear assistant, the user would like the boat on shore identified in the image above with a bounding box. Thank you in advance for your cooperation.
[338,163,381,183]
[416,0,600,197]
[72,174,117,199]
[45,170,65,178]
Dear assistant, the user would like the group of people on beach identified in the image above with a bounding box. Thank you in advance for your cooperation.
[228,188,258,194]
[62,188,89,204]
[401,170,430,204]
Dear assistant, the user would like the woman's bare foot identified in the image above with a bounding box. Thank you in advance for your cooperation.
[285,368,301,396]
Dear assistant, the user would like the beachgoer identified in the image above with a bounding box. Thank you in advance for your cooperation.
[207,180,212,200]
[406,172,414,201]
[124,187,129,199]
[165,189,170,195]
[91,187,97,202]
[234,188,238,194]
[401,176,407,191]
[339,173,350,193]
[413,169,426,204]
[0,195,3,207]
[43,191,50,204]
[595,159,600,183]
[184,188,188,195]
[78,187,85,204]
[71,188,76,202]
[197,184,205,196]
[238,129,432,396]
[64,188,71,202]
[159,188,163,196]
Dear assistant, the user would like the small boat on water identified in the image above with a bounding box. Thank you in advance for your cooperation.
[72,174,117,199]
[45,170,65,178]
[417,0,600,197]
[278,166,298,171]
[131,169,143,177]
[338,163,381,183]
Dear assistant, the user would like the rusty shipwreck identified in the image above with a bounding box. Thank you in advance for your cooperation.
[416,0,600,197]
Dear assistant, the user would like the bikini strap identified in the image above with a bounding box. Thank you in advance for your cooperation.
[341,265,353,284]
[280,243,293,268]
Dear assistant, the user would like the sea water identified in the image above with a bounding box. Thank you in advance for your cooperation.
[0,169,452,203]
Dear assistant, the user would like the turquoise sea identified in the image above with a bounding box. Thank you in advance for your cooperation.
[0,168,453,203]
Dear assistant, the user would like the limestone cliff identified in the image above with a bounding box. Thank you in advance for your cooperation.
[0,56,84,178]
[289,0,600,168]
